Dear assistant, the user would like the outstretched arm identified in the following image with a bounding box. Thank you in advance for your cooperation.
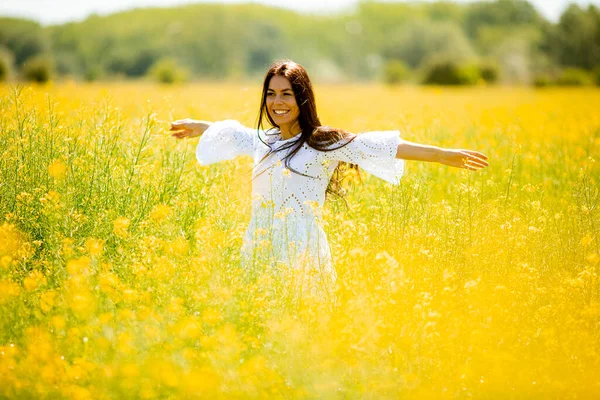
[170,119,212,139]
[395,140,489,171]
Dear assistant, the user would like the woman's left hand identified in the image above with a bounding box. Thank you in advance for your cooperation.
[438,149,489,171]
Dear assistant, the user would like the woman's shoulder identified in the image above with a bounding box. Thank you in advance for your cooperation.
[310,126,357,151]
[256,127,282,145]
[214,120,275,142]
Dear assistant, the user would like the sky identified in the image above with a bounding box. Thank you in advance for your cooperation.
[1,0,599,25]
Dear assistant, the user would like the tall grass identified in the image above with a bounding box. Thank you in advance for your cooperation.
[0,82,599,398]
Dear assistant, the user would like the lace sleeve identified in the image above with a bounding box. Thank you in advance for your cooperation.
[196,120,256,165]
[325,130,405,185]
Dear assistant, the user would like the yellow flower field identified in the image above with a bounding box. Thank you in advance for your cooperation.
[0,82,599,399]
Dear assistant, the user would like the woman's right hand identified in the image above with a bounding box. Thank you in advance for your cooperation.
[169,119,210,139]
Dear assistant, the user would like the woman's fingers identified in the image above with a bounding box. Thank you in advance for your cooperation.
[457,152,489,170]
[170,119,194,131]
[464,159,487,170]
[461,151,489,167]
[170,120,194,139]
[169,119,205,139]
[464,157,489,168]
[459,159,482,170]
[171,131,191,139]
[170,123,187,131]
[463,150,489,161]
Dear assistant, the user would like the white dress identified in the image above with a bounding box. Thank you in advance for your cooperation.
[196,120,405,295]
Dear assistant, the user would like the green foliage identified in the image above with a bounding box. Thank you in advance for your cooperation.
[383,60,410,85]
[423,60,481,85]
[556,68,593,86]
[593,66,600,86]
[84,66,103,82]
[148,58,188,84]
[0,18,48,67]
[0,47,15,81]
[533,73,552,87]
[1,2,599,83]
[106,48,158,77]
[0,59,8,82]
[53,51,83,77]
[542,5,600,71]
[381,21,475,69]
[22,55,54,83]
[480,63,499,83]
[464,0,542,39]
[533,67,595,87]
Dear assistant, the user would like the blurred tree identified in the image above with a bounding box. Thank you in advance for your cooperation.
[423,60,481,85]
[556,67,593,85]
[243,22,287,74]
[84,66,103,82]
[533,73,552,87]
[480,63,499,83]
[106,47,158,77]
[22,54,54,83]
[53,51,83,77]
[593,66,600,85]
[7,1,598,84]
[0,46,15,81]
[464,0,542,39]
[382,21,476,69]
[148,58,188,84]
[383,59,410,84]
[0,18,49,67]
[541,5,600,70]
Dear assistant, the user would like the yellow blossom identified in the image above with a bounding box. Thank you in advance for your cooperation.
[48,159,67,179]
[167,297,184,314]
[67,257,91,276]
[23,270,47,292]
[120,363,140,379]
[61,238,75,258]
[587,253,599,265]
[0,223,25,257]
[149,204,172,222]
[122,288,138,303]
[1,256,12,269]
[51,315,66,331]
[99,312,113,324]
[117,332,134,354]
[167,236,189,256]
[85,238,104,256]
[40,190,61,205]
[580,234,594,247]
[65,287,96,319]
[202,308,222,326]
[113,217,130,237]
[0,280,20,303]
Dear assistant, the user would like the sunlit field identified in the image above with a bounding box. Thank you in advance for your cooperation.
[1,81,599,399]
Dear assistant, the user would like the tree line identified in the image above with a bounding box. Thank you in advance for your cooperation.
[1,0,599,85]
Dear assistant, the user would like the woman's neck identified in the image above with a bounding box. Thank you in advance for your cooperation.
[279,122,302,140]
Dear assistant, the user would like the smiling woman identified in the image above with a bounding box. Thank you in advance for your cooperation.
[169,59,488,299]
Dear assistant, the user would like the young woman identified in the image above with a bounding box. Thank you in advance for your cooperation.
[170,59,488,298]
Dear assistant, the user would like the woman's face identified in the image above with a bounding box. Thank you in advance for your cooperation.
[266,75,300,130]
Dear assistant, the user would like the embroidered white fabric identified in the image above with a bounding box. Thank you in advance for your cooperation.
[196,119,405,294]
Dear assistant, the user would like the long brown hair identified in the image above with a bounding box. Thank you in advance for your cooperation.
[253,59,360,201]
